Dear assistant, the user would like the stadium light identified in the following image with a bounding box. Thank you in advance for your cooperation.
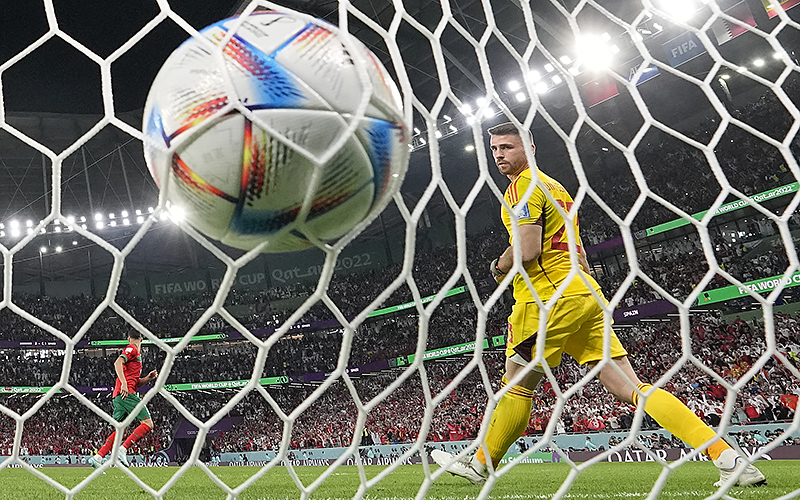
[66,216,75,224]
[26,220,33,227]
[147,207,154,213]
[508,80,521,91]
[720,74,731,79]
[121,210,128,218]
[515,92,526,102]
[559,55,572,65]
[774,51,783,59]
[753,58,765,67]
[135,209,142,216]
[576,34,615,70]
[601,32,611,42]
[110,220,117,227]
[94,213,103,221]
[54,227,61,233]
[466,117,476,125]
[81,224,87,230]
[737,66,747,73]
[72,241,77,245]
[39,246,46,253]
[0,224,3,229]
[109,213,115,219]
[123,218,130,226]
[535,82,549,94]
[55,246,62,253]
[435,130,443,138]
[465,144,475,151]
[96,221,104,229]
[544,63,554,73]
[658,0,699,22]
[476,97,488,107]
[9,220,19,229]
[137,216,144,224]
[552,75,563,85]
[10,228,20,237]
[27,228,33,235]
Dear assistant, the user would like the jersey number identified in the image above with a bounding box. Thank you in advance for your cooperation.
[550,201,580,252]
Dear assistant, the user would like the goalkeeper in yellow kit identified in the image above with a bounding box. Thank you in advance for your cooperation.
[432,122,765,488]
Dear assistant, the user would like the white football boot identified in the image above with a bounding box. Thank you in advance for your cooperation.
[713,448,766,487]
[431,450,488,485]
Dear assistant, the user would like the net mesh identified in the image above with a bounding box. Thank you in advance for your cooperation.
[0,0,799,499]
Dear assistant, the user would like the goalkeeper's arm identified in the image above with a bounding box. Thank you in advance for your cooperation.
[493,224,543,281]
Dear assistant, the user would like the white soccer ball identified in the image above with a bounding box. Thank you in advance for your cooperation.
[142,11,409,253]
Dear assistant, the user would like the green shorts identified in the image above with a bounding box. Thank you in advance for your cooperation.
[112,393,151,422]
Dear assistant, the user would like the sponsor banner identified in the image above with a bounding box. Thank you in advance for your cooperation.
[646,182,799,237]
[613,300,677,323]
[762,0,800,18]
[698,271,800,305]
[711,1,756,45]
[84,333,228,347]
[367,286,467,317]
[0,340,65,349]
[267,242,387,286]
[163,376,289,392]
[569,445,800,463]
[663,31,707,67]
[582,74,619,107]
[392,334,506,367]
[622,57,660,86]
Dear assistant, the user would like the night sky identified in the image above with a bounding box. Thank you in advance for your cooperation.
[1,1,242,114]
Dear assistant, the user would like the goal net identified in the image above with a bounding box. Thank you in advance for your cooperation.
[0,0,799,499]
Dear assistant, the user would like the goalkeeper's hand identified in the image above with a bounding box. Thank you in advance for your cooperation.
[490,258,507,284]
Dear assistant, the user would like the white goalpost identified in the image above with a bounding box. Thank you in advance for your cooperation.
[0,1,799,499]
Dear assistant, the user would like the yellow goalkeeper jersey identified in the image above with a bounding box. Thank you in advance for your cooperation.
[501,168,600,302]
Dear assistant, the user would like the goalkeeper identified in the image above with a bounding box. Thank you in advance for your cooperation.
[432,122,765,488]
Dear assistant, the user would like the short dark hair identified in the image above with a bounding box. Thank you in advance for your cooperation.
[487,122,533,141]
[128,330,142,340]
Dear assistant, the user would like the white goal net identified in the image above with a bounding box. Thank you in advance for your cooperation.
[0,0,799,499]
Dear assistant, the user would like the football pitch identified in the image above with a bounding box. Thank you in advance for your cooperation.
[0,462,797,500]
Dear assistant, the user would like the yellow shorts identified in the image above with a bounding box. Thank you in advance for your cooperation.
[505,294,627,370]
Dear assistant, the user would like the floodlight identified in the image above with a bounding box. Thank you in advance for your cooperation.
[508,80,521,91]
[753,59,765,67]
[515,92,526,102]
[465,145,475,152]
[544,63,555,73]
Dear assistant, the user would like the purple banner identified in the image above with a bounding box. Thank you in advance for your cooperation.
[0,319,344,349]
[173,416,243,439]
[568,445,800,463]
[300,359,391,382]
[585,236,625,254]
[613,300,677,323]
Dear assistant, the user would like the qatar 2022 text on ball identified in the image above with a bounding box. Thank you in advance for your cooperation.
[142,10,410,253]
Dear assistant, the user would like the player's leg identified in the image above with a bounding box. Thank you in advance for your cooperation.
[119,400,154,467]
[594,356,765,487]
[88,395,129,469]
[434,301,566,483]
[572,294,765,487]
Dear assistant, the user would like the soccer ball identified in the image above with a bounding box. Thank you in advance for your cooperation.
[142,11,409,252]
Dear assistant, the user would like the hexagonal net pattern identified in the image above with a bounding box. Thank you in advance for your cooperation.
[1,1,800,500]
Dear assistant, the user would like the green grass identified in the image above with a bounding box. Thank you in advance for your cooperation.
[0,461,797,499]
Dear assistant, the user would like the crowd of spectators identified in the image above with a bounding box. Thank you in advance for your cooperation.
[0,309,796,458]
[577,75,800,245]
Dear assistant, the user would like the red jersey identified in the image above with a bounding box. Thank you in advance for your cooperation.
[113,343,142,397]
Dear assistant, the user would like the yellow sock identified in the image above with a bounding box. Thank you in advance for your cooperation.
[633,383,731,460]
[476,376,533,468]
